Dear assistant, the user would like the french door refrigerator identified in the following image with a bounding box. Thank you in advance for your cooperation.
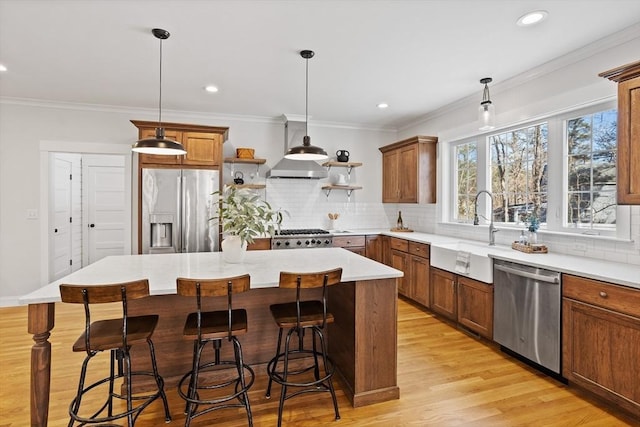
[141,168,219,254]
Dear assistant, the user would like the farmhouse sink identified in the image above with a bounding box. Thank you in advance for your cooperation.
[430,241,498,283]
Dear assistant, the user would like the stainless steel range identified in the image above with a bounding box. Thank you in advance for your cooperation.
[271,229,333,249]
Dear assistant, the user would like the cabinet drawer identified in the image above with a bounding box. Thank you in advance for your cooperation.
[333,235,365,248]
[563,274,640,318]
[408,242,429,258]
[389,237,408,252]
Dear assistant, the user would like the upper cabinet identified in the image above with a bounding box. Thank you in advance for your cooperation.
[379,135,437,203]
[600,60,640,205]
[131,120,228,168]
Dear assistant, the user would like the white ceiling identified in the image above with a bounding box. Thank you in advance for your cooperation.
[1,0,639,129]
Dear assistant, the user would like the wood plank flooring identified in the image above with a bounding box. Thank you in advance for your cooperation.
[1,297,637,426]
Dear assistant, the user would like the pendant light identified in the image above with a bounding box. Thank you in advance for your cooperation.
[132,28,186,155]
[285,50,328,161]
[478,77,495,131]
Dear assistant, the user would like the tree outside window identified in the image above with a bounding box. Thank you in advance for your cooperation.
[566,109,617,228]
[490,124,548,225]
[454,142,477,221]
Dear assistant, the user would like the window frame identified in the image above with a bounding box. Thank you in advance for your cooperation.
[447,100,630,240]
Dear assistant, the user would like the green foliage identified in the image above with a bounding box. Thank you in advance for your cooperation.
[527,214,540,232]
[210,185,282,245]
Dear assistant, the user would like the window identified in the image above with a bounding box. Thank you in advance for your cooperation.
[566,109,617,229]
[454,142,477,222]
[490,123,548,225]
[449,101,627,239]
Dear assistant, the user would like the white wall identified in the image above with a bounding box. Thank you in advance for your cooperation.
[398,34,640,265]
[0,102,396,304]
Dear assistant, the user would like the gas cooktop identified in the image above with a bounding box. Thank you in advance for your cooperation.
[272,229,333,249]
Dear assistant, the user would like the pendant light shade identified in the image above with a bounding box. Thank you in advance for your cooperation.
[285,50,328,161]
[478,77,495,131]
[132,28,186,155]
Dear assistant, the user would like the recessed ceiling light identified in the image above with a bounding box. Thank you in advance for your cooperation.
[516,10,548,26]
[204,85,218,93]
[377,103,389,109]
[0,64,7,72]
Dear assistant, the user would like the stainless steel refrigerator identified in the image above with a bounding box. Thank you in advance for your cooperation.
[141,168,219,254]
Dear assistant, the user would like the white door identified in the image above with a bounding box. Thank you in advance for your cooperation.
[82,155,127,266]
[49,156,73,280]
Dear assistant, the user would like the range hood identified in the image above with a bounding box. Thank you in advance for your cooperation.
[267,119,328,179]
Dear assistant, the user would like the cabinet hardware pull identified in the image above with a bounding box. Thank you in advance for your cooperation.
[599,291,608,298]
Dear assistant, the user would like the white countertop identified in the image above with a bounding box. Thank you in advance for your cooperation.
[335,229,640,289]
[19,248,403,305]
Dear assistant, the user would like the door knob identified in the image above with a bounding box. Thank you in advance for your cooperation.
[89,224,95,228]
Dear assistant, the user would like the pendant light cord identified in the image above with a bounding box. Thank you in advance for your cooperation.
[305,55,309,138]
[158,37,163,126]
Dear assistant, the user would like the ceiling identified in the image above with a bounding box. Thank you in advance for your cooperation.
[1,0,639,129]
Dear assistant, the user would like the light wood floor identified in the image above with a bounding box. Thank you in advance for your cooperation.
[1,298,637,426]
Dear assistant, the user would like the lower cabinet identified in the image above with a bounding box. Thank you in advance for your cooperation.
[388,237,430,306]
[430,267,494,339]
[430,268,457,320]
[563,274,640,418]
[333,235,366,256]
[247,238,271,251]
[365,234,384,263]
[457,276,493,339]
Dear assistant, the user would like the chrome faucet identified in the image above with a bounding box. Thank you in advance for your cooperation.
[474,190,499,245]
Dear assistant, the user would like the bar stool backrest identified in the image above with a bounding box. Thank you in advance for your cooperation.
[278,268,342,329]
[59,279,151,355]
[176,274,251,341]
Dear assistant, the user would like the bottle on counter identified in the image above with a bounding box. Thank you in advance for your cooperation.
[519,230,528,245]
[397,211,404,229]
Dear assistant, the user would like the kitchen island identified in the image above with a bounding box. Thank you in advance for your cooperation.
[21,248,403,427]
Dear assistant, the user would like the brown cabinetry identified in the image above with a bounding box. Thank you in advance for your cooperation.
[562,274,640,418]
[457,276,493,339]
[388,238,430,306]
[333,235,366,256]
[600,61,640,205]
[365,234,384,263]
[132,120,228,168]
[430,267,457,320]
[379,136,437,203]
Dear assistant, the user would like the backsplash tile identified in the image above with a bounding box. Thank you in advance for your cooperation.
[264,181,639,267]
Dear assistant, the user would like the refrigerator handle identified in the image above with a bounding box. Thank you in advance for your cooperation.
[177,172,184,253]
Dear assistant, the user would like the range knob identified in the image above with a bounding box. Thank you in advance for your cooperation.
[285,241,290,246]
[325,240,330,245]
[296,240,302,246]
[311,239,316,244]
[305,240,310,245]
[276,241,281,246]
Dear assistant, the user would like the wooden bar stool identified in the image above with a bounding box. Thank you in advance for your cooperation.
[176,275,255,427]
[265,268,342,426]
[59,280,171,427]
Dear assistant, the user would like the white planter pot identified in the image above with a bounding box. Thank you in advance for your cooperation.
[221,235,247,263]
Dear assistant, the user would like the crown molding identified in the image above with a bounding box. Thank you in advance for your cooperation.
[399,22,640,132]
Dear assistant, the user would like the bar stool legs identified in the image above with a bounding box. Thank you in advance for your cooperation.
[266,325,340,427]
[178,336,255,427]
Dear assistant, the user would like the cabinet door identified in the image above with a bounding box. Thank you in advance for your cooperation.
[410,255,430,307]
[617,74,640,204]
[137,128,183,165]
[365,235,384,263]
[430,267,457,320]
[182,132,223,167]
[390,249,409,297]
[457,276,493,339]
[563,298,640,417]
[398,144,418,202]
[382,150,400,202]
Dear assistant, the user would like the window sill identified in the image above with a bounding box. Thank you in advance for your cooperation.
[439,221,633,243]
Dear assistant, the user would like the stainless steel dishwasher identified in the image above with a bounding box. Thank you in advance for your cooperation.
[493,259,562,374]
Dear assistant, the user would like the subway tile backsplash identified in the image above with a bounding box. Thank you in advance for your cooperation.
[264,180,639,267]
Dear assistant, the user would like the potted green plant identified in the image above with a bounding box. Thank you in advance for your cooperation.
[211,185,282,262]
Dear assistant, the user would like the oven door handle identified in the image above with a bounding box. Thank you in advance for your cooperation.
[494,264,560,284]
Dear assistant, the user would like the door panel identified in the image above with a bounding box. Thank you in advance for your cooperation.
[50,156,72,280]
[83,157,126,265]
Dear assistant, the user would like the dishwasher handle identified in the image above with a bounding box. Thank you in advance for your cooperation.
[494,263,560,284]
